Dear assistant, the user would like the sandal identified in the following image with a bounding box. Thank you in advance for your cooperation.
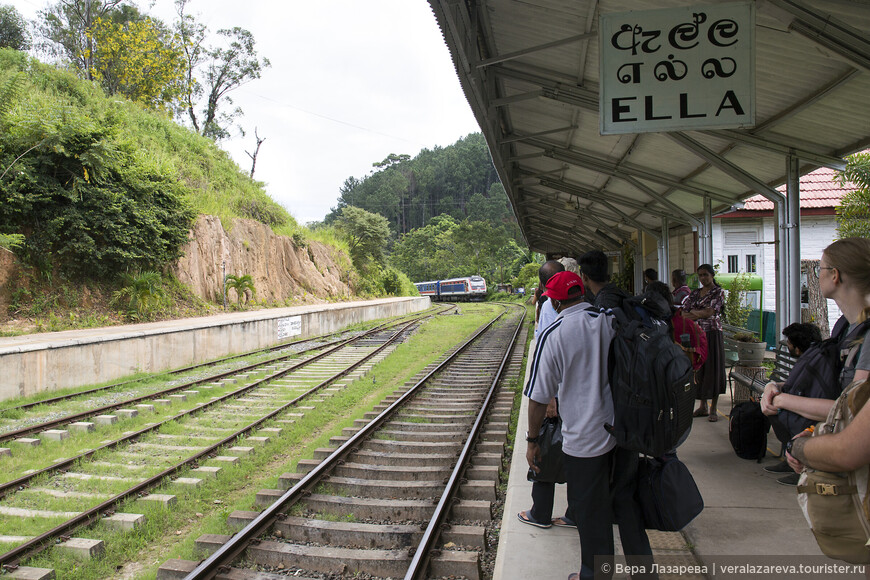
[708,414,719,422]
[693,408,709,417]
[517,510,551,528]
[552,516,576,528]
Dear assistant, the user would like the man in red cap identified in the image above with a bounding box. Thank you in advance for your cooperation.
[524,270,618,580]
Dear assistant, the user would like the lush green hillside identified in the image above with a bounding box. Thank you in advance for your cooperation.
[0,48,296,281]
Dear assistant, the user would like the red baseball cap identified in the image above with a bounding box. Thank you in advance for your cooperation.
[543,271,585,301]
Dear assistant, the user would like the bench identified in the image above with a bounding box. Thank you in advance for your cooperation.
[730,340,797,399]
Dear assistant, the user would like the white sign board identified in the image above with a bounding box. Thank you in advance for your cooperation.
[276,316,302,340]
[600,2,754,135]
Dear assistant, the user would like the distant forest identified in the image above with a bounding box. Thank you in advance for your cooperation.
[325,134,519,239]
[321,134,534,285]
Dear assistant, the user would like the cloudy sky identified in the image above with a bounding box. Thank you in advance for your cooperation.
[9,0,482,224]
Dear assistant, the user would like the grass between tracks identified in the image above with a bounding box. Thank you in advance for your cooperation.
[19,304,501,579]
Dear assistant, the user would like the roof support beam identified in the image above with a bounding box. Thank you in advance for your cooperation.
[526,215,609,250]
[523,188,646,237]
[475,32,597,68]
[501,126,578,144]
[766,0,870,73]
[698,130,847,170]
[621,176,704,229]
[666,133,785,203]
[526,137,738,204]
[535,178,684,223]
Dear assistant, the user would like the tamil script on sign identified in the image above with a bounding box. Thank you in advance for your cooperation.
[599,2,754,135]
[277,316,302,339]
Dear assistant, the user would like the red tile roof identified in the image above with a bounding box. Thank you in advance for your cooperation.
[741,166,858,211]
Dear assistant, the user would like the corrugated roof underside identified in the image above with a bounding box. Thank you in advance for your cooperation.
[430,0,870,255]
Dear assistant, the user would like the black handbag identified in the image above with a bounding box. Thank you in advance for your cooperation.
[527,416,566,484]
[636,454,703,531]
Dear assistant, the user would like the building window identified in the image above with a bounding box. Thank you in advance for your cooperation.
[746,254,757,273]
[727,255,739,273]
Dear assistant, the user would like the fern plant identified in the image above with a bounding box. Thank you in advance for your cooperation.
[111,271,166,320]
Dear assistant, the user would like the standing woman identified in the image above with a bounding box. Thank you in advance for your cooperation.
[683,264,726,421]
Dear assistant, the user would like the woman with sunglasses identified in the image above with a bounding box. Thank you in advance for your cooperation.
[762,238,870,422]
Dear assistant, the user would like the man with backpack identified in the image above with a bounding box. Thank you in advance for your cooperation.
[578,250,630,310]
[525,270,656,580]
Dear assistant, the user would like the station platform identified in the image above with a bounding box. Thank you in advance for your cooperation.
[494,340,861,579]
[0,297,428,402]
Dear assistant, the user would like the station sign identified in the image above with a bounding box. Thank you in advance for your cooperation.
[277,315,302,339]
[599,2,755,135]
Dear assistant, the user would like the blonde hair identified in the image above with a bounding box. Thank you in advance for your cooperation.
[823,238,870,296]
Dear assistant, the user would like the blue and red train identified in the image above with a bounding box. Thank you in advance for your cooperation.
[414,276,487,301]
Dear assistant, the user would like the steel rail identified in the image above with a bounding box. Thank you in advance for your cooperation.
[0,311,438,443]
[405,303,525,579]
[0,318,422,570]
[182,306,511,580]
[0,317,426,499]
[0,305,450,415]
[0,330,346,414]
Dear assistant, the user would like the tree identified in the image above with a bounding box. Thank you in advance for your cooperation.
[835,152,870,239]
[0,5,30,50]
[175,1,270,140]
[88,16,187,110]
[225,273,255,305]
[336,206,391,269]
[36,0,124,79]
[245,127,265,178]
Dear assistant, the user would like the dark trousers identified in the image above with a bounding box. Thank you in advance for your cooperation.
[610,447,657,580]
[529,481,570,524]
[564,450,615,580]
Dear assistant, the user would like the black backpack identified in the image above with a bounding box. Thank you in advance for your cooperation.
[605,296,695,457]
[779,318,870,436]
[728,401,770,461]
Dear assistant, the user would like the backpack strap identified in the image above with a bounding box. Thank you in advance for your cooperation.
[797,481,858,496]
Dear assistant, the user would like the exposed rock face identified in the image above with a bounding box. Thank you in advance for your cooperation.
[173,216,353,304]
[0,247,19,317]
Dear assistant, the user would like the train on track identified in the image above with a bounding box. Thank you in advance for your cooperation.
[414,275,488,301]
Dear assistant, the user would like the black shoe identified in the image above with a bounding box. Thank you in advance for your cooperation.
[777,473,799,486]
[764,461,793,474]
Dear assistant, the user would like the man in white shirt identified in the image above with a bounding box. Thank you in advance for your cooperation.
[524,271,617,580]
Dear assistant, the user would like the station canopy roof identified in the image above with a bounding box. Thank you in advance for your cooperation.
[429,0,870,256]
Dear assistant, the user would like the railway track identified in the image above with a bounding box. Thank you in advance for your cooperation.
[0,311,450,570]
[166,303,527,580]
[0,306,453,445]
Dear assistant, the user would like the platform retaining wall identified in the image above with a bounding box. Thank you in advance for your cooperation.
[0,297,430,402]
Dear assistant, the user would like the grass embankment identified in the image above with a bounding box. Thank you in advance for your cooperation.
[0,49,416,337]
[17,304,500,579]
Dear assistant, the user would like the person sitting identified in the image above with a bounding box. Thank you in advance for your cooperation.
[760,323,823,484]
[764,238,870,485]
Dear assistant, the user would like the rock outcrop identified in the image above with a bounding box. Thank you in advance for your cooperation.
[173,216,353,304]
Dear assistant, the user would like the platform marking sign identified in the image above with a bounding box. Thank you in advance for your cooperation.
[277,316,302,339]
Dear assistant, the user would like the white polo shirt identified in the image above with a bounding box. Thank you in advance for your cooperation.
[524,302,616,458]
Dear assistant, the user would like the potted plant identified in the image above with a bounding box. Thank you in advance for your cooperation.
[733,331,767,366]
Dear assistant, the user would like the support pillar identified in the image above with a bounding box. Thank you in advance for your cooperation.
[785,156,802,330]
[659,217,670,286]
[701,197,713,265]
[634,229,644,295]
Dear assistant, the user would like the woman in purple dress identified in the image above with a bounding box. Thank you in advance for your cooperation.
[683,264,726,422]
